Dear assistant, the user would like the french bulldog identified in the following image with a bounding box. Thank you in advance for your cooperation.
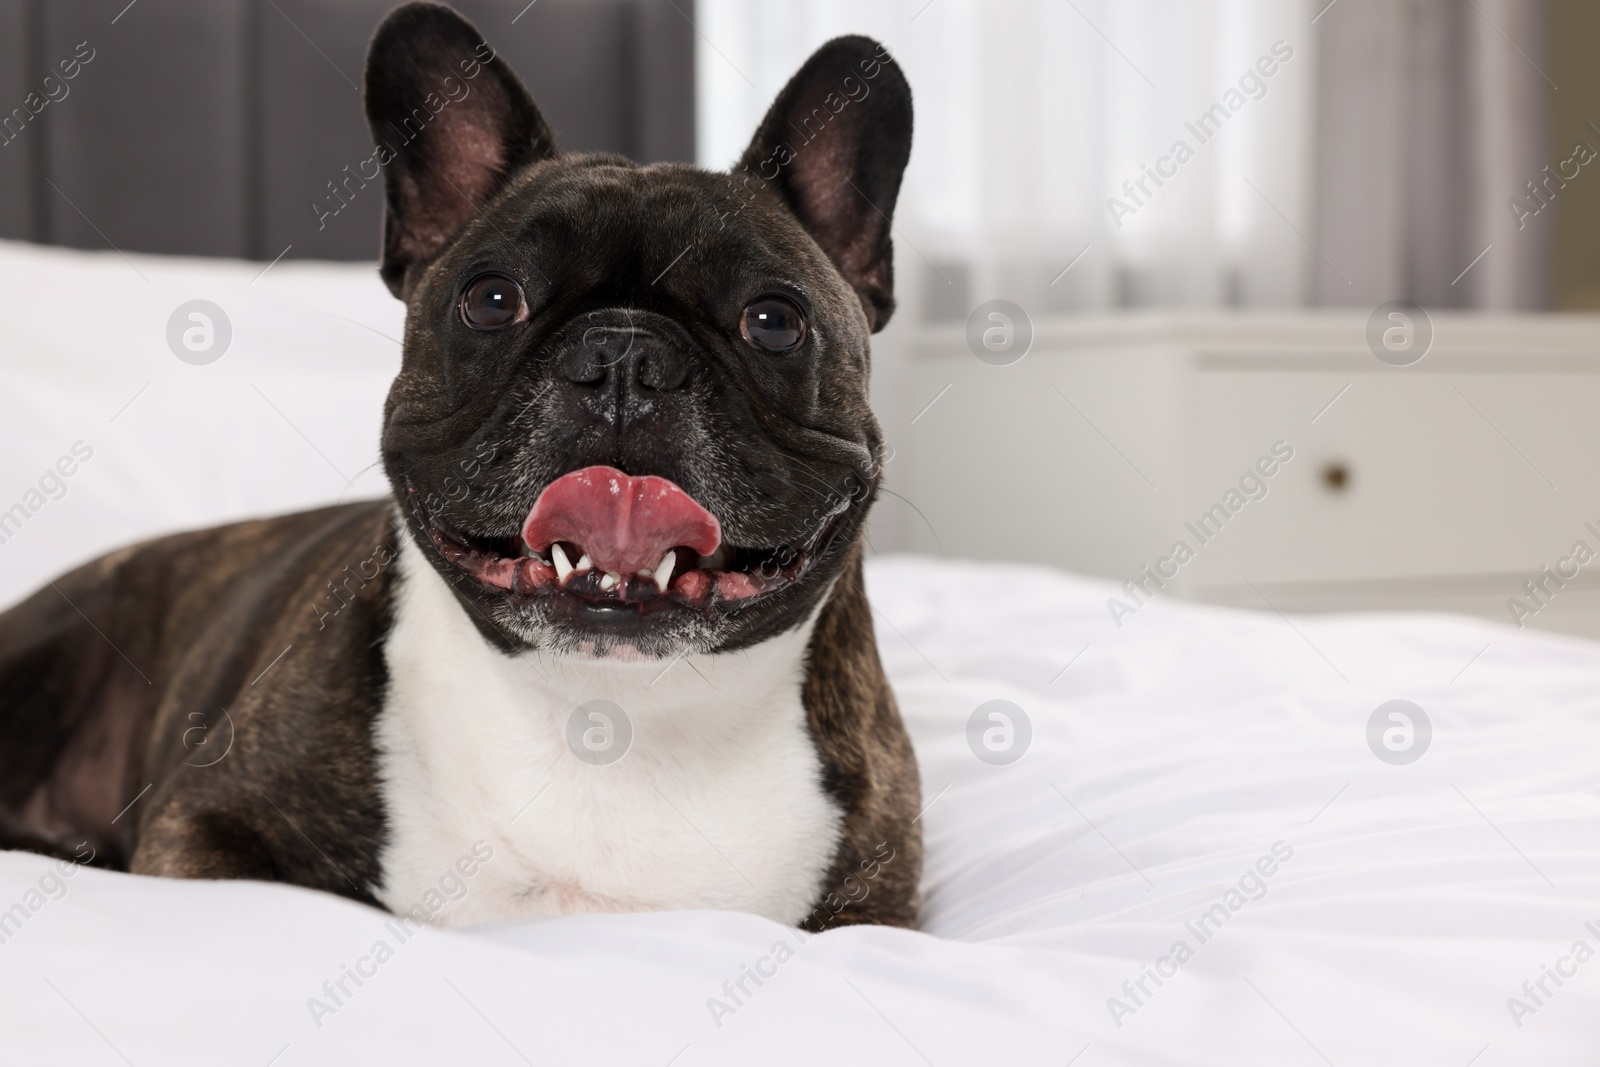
[0,2,920,931]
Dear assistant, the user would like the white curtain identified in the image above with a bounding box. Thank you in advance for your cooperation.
[696,0,1319,317]
[1308,0,1547,310]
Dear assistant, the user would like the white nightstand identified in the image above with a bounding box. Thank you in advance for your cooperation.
[892,312,1600,640]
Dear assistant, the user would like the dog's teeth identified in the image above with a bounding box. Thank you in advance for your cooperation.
[652,552,675,590]
[551,543,573,582]
[600,571,620,591]
[576,553,593,572]
[518,540,538,559]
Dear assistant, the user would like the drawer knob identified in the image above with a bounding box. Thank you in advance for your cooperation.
[1321,461,1351,493]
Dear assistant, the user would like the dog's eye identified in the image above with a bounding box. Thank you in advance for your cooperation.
[740,296,807,353]
[460,273,526,330]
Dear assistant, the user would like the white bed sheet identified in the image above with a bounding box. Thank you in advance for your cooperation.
[3,241,1599,1064]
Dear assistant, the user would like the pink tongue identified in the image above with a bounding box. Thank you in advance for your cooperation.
[521,466,721,577]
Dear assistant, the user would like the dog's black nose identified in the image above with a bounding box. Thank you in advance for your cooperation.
[561,326,687,393]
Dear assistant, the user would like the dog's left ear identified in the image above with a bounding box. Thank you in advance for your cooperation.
[740,37,913,332]
[364,2,556,298]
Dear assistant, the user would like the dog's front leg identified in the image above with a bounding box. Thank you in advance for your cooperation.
[132,804,281,883]
[132,785,381,908]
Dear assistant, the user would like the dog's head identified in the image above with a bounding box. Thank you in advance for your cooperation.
[364,3,912,659]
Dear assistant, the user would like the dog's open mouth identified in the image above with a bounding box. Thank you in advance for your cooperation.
[410,466,843,613]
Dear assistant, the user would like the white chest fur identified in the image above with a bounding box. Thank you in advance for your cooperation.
[374,538,842,928]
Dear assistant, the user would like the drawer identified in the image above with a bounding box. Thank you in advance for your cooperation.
[897,313,1600,625]
[1185,367,1600,588]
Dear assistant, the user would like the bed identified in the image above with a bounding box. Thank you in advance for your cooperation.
[2,240,1598,1064]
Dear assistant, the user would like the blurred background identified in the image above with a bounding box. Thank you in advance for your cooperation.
[6,0,1595,306]
[4,0,1600,637]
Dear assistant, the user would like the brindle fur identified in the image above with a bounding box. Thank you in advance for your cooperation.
[0,2,920,929]
[0,503,392,892]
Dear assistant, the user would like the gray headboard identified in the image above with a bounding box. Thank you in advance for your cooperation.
[0,0,694,261]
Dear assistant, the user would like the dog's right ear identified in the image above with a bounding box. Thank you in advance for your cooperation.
[364,2,555,298]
